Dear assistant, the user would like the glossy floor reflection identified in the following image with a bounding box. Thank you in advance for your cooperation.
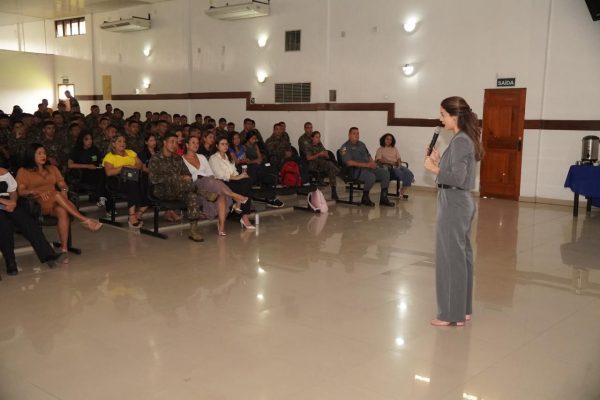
[0,192,599,400]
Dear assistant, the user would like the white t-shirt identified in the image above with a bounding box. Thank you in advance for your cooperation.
[0,171,17,196]
[182,154,214,182]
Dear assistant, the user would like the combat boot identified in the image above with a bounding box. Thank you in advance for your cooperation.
[379,189,395,207]
[361,190,375,207]
[188,220,204,242]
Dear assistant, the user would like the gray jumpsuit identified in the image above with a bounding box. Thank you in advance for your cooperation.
[435,132,477,322]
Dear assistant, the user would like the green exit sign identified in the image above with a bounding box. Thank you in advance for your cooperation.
[497,78,516,87]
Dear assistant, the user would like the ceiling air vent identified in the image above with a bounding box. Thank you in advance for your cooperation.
[100,15,151,32]
[205,1,270,20]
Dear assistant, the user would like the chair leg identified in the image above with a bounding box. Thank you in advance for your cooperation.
[99,197,124,227]
[53,222,82,255]
[388,179,401,198]
[140,206,168,239]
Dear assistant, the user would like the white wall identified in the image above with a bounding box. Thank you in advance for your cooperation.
[1,0,599,202]
[0,50,55,113]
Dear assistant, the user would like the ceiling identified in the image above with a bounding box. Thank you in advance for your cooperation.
[0,0,170,25]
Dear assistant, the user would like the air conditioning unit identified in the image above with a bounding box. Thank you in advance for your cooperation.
[205,1,270,20]
[101,15,151,32]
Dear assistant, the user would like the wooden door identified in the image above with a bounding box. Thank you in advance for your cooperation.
[480,88,526,200]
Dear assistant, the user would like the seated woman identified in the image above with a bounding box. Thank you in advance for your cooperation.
[229,132,247,169]
[244,131,284,208]
[210,136,255,230]
[304,131,340,200]
[137,134,158,171]
[174,128,186,156]
[102,135,149,228]
[183,136,248,236]
[198,129,216,158]
[375,133,414,199]
[1,167,64,276]
[16,143,102,259]
[68,131,106,205]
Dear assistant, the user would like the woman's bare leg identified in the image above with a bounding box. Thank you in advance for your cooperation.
[53,194,87,222]
[54,206,69,252]
[217,196,226,234]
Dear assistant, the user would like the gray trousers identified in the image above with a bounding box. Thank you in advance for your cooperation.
[354,167,390,191]
[435,188,475,322]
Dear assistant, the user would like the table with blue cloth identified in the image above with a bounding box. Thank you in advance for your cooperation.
[564,165,600,217]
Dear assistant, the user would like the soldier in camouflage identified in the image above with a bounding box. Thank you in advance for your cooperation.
[39,121,68,173]
[148,132,216,242]
[305,131,340,200]
[265,122,292,169]
[124,119,145,154]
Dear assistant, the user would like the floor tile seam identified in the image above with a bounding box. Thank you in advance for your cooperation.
[1,366,65,400]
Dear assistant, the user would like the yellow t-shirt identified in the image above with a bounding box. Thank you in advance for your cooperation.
[102,150,137,168]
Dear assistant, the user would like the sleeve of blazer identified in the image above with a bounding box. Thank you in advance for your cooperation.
[437,136,472,188]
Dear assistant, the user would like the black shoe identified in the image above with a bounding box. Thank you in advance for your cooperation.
[361,192,375,207]
[7,264,18,276]
[379,196,395,207]
[266,198,285,208]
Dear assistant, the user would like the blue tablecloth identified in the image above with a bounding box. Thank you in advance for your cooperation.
[564,165,600,207]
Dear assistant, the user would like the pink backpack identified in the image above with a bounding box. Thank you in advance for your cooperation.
[307,189,328,213]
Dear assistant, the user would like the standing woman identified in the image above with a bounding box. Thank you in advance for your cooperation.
[424,96,483,327]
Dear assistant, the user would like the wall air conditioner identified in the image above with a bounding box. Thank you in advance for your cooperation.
[101,15,151,32]
[205,1,270,20]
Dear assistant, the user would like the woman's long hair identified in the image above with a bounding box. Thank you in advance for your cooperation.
[22,143,46,170]
[74,131,93,151]
[440,96,484,161]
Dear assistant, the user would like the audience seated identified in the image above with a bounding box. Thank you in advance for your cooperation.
[339,127,395,207]
[243,131,284,208]
[39,121,68,173]
[137,134,158,170]
[304,131,340,200]
[229,132,247,168]
[210,136,255,230]
[67,131,106,204]
[16,143,102,259]
[198,127,216,158]
[375,133,414,199]
[124,119,144,154]
[182,136,248,236]
[102,134,149,228]
[0,167,64,276]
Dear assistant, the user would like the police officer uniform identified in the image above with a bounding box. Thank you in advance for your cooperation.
[339,139,394,206]
[305,141,340,197]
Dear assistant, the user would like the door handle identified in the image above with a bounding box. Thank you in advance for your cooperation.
[517,138,522,151]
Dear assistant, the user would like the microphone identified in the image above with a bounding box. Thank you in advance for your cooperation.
[427,126,441,156]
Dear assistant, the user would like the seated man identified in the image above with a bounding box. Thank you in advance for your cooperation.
[297,121,314,157]
[148,132,216,242]
[0,167,63,276]
[339,127,395,207]
[265,123,292,170]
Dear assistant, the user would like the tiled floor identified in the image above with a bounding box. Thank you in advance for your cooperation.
[0,192,599,400]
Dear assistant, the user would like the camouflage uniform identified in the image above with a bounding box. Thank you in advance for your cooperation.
[297,133,312,157]
[265,134,291,169]
[148,153,206,221]
[305,142,340,185]
[41,134,68,172]
[94,134,113,157]
[126,134,145,154]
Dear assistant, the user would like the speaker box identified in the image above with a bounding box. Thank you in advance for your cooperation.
[586,0,600,21]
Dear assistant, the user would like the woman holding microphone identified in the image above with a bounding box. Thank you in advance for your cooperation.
[424,96,483,327]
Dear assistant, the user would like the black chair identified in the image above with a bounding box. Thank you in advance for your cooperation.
[335,149,363,206]
[99,177,127,227]
[18,195,81,255]
[139,183,188,240]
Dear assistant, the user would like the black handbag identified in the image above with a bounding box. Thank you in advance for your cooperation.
[120,167,140,182]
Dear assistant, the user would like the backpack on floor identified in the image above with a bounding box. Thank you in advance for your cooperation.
[280,160,302,187]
